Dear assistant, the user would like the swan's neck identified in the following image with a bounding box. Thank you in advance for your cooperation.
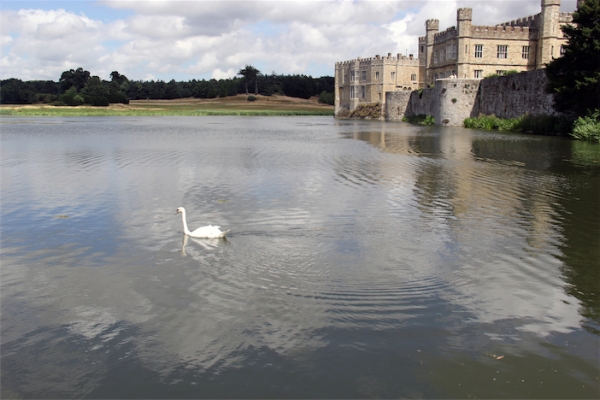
[180,210,191,235]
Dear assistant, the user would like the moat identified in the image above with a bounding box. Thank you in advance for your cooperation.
[1,116,598,398]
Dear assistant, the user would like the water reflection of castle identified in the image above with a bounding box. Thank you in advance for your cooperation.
[335,0,583,114]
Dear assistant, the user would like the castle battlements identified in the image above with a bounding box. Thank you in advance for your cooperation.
[433,27,457,42]
[559,12,574,22]
[498,14,540,28]
[335,53,419,66]
[470,24,531,39]
[334,0,577,117]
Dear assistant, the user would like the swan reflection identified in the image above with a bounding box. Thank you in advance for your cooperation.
[181,234,228,255]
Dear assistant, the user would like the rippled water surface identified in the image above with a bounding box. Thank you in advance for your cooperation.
[1,116,598,399]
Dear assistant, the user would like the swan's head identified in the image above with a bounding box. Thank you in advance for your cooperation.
[175,207,185,215]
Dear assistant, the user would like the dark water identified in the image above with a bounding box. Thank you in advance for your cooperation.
[1,116,598,399]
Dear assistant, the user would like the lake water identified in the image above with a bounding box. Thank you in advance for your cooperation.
[1,116,598,399]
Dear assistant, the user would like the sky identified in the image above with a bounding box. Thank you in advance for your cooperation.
[0,0,578,82]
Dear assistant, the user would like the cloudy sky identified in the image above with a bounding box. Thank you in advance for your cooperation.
[1,0,577,82]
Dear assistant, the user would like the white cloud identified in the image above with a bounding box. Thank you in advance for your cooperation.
[0,0,579,81]
[211,67,236,80]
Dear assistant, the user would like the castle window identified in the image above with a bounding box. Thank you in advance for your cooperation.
[420,45,424,53]
[391,71,396,81]
[361,70,367,81]
[474,44,483,58]
[434,51,439,63]
[441,49,445,61]
[361,86,366,99]
[496,70,506,76]
[350,86,355,99]
[351,70,356,82]
[375,71,380,81]
[497,45,508,59]
[343,74,347,84]
[339,87,344,100]
[474,70,483,78]
[560,45,566,56]
[522,46,530,59]
[446,45,452,60]
[411,73,417,81]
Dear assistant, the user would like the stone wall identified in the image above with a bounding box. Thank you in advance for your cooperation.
[385,69,559,125]
[473,68,557,118]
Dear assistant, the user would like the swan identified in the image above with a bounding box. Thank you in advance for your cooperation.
[175,207,230,238]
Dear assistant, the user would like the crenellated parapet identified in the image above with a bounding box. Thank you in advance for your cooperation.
[470,24,531,39]
[335,53,420,66]
[498,14,541,28]
[426,19,440,31]
[559,12,574,23]
[433,26,457,43]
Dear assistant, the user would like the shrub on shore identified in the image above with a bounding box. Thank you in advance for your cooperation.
[464,114,572,135]
[402,114,435,125]
[571,110,600,143]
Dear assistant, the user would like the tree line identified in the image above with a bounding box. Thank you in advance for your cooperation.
[0,65,335,106]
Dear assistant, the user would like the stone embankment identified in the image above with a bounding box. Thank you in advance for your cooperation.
[385,69,558,126]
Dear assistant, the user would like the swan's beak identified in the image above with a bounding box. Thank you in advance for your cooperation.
[174,210,180,214]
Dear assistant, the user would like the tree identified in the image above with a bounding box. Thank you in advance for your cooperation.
[238,65,260,95]
[59,67,90,93]
[81,76,109,106]
[546,0,600,116]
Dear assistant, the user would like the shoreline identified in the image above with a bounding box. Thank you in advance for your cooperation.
[0,95,334,117]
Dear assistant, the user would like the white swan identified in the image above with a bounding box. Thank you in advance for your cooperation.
[175,207,230,238]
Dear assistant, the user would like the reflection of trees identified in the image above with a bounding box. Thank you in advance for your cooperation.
[471,136,600,330]
[554,143,600,331]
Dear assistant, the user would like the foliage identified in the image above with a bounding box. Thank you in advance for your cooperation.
[81,76,110,106]
[318,91,334,105]
[546,0,600,116]
[402,114,435,125]
[464,114,573,135]
[1,78,59,104]
[571,110,600,142]
[238,65,261,95]
[59,67,90,92]
[2,67,333,106]
[247,95,257,101]
[348,103,382,119]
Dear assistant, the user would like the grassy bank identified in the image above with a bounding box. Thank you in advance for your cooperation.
[463,114,573,136]
[0,95,334,117]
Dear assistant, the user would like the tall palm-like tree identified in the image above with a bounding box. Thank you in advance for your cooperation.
[238,65,260,95]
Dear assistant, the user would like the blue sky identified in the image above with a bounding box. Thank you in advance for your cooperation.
[0,0,577,82]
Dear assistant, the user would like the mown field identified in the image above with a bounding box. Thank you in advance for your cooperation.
[0,94,334,116]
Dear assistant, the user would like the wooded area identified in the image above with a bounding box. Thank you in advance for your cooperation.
[0,66,335,106]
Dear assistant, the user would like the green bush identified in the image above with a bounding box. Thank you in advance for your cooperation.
[571,110,600,142]
[464,114,574,135]
[318,91,334,105]
[247,95,257,102]
[403,114,435,125]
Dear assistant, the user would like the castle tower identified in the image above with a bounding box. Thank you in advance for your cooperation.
[456,8,473,79]
[537,0,561,67]
[425,19,439,84]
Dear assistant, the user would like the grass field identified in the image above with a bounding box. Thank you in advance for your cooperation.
[0,94,334,116]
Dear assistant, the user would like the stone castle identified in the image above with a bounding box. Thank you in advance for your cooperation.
[335,0,583,116]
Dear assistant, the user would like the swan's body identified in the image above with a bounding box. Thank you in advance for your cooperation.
[175,207,230,238]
